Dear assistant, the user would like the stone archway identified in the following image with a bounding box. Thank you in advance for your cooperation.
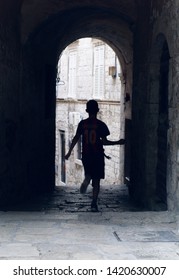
[20,5,134,201]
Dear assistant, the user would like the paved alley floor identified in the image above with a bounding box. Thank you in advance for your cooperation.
[0,185,179,260]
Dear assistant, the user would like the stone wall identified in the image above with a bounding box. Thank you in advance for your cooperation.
[131,0,179,211]
[150,0,179,211]
[20,45,56,196]
[0,6,22,206]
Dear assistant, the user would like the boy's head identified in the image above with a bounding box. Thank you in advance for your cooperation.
[86,100,99,114]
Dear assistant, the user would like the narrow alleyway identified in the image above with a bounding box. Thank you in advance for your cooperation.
[0,185,179,260]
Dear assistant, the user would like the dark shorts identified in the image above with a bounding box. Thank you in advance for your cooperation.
[82,153,105,179]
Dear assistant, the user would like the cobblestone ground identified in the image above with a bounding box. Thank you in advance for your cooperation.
[5,184,138,212]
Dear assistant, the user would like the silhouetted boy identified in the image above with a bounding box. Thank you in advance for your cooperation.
[65,100,125,212]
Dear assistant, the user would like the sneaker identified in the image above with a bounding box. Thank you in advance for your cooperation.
[80,182,88,194]
[91,201,98,212]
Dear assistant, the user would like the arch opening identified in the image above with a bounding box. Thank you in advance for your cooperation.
[55,37,126,189]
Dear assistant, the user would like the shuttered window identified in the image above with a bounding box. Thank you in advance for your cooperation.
[68,51,77,98]
[93,45,104,99]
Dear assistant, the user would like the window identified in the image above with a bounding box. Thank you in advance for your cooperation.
[68,51,77,98]
[93,45,104,99]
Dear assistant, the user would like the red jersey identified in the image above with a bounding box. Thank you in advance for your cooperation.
[76,117,110,155]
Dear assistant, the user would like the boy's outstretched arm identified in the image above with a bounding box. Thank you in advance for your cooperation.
[102,137,125,146]
[65,133,81,160]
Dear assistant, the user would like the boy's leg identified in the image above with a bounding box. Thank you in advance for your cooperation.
[80,174,91,194]
[91,178,100,212]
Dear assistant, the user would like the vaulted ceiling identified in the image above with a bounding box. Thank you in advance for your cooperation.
[18,0,140,65]
[20,0,138,42]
